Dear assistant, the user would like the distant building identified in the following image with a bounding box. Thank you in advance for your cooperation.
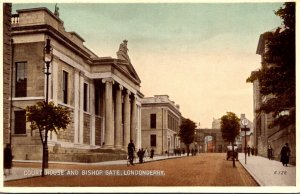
[10,7,143,161]
[211,115,253,153]
[141,95,181,155]
[212,118,221,129]
[251,28,295,164]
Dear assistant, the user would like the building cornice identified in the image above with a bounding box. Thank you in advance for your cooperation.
[141,102,181,117]
[12,24,92,60]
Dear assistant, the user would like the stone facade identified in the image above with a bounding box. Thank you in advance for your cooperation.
[196,128,227,153]
[141,95,181,155]
[10,7,143,161]
[3,3,12,145]
[251,30,296,165]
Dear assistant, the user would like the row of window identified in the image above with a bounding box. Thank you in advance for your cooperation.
[15,62,89,112]
[13,109,158,149]
[150,113,179,131]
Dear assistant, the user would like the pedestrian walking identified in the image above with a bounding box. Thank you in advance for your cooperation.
[280,143,291,167]
[267,144,273,160]
[127,139,135,165]
[4,144,13,176]
[137,149,145,163]
[150,148,154,159]
[251,147,254,155]
[247,145,251,157]
[144,148,148,161]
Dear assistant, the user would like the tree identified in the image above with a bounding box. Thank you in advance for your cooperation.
[220,112,240,167]
[26,101,71,176]
[247,2,295,129]
[179,118,196,156]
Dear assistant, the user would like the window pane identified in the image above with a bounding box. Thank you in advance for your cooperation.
[14,111,26,134]
[84,83,88,111]
[15,62,27,97]
[151,135,156,147]
[150,114,156,128]
[63,71,68,104]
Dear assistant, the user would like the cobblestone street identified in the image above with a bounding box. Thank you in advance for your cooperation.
[4,153,258,186]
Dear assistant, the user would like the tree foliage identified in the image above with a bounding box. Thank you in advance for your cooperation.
[179,118,196,147]
[26,101,71,144]
[220,112,240,143]
[247,2,295,129]
[221,112,240,167]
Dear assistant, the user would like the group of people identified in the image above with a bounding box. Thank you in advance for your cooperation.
[127,140,154,165]
[246,145,258,156]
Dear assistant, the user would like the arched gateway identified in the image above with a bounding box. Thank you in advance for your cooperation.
[195,128,228,153]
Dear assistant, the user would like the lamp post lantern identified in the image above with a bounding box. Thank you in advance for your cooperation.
[42,37,53,171]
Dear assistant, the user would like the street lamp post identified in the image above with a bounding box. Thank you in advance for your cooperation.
[42,37,53,171]
[241,118,249,165]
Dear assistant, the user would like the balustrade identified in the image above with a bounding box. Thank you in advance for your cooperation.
[11,14,19,24]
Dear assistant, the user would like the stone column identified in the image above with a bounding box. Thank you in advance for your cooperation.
[79,71,84,144]
[102,78,114,148]
[115,84,123,149]
[123,89,131,148]
[90,81,96,146]
[131,95,137,145]
[74,70,80,144]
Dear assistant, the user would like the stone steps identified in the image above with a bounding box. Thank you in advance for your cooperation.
[49,152,127,163]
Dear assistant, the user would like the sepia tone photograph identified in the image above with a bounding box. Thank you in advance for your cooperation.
[1,0,298,192]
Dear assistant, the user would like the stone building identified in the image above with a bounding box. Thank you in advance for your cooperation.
[3,3,12,145]
[141,95,181,155]
[10,7,143,161]
[251,29,296,164]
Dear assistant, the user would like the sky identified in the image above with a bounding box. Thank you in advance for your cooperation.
[12,1,284,128]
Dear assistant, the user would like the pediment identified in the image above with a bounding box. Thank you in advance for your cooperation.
[116,60,141,84]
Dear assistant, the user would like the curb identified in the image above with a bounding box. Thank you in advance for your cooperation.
[238,160,264,186]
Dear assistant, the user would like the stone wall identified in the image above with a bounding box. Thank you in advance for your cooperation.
[3,3,12,145]
[57,109,75,142]
[95,117,102,146]
[13,42,45,97]
[83,113,91,144]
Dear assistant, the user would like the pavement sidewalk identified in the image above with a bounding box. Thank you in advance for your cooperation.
[3,154,185,182]
[238,154,296,186]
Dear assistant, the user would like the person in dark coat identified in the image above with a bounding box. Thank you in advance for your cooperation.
[150,148,154,159]
[247,145,251,157]
[267,145,273,160]
[4,144,13,176]
[127,140,135,165]
[280,143,291,167]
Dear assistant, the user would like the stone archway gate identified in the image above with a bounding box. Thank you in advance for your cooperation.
[195,128,228,153]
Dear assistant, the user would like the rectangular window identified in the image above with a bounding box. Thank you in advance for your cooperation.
[150,134,156,147]
[15,62,27,97]
[14,111,26,134]
[84,83,88,111]
[63,71,68,104]
[95,86,99,115]
[150,114,156,129]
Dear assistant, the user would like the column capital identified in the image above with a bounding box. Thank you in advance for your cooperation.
[79,71,85,77]
[119,84,124,91]
[125,89,131,95]
[102,77,114,84]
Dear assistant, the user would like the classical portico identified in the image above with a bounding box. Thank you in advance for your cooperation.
[89,40,143,150]
[98,77,140,149]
